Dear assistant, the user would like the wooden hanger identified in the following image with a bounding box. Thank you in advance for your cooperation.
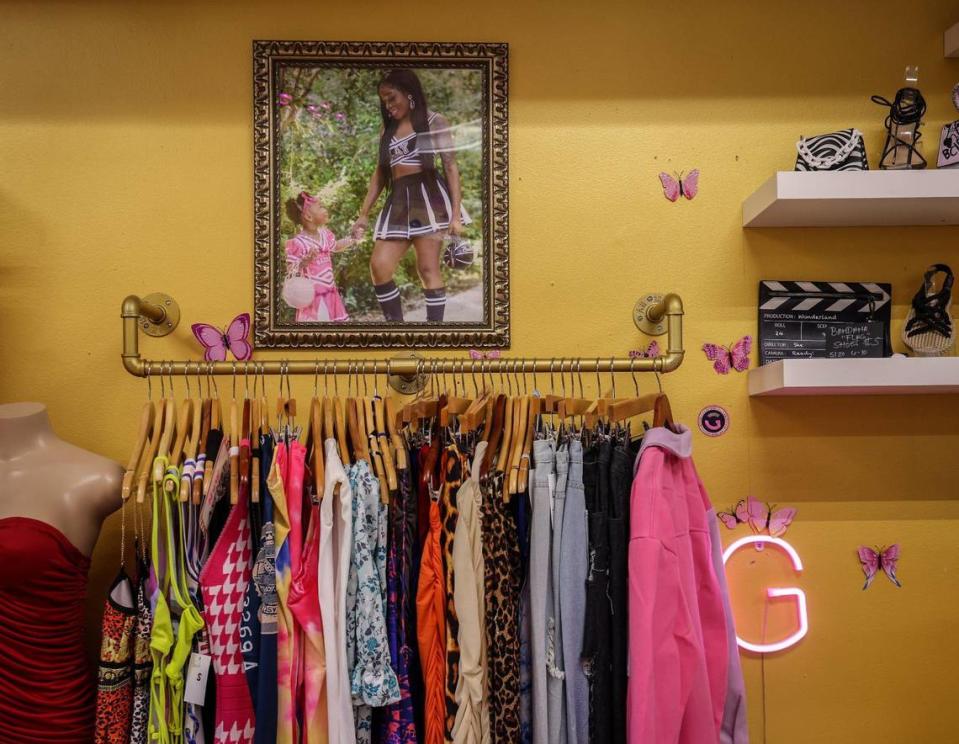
[310,393,325,501]
[516,396,541,494]
[507,364,531,495]
[384,394,407,470]
[153,370,178,484]
[347,397,370,462]
[166,398,192,493]
[122,400,154,502]
[334,396,350,466]
[481,394,506,478]
[137,371,167,503]
[462,357,498,435]
[558,360,593,421]
[202,365,222,499]
[496,362,518,476]
[180,373,203,502]
[239,396,251,502]
[373,394,397,491]
[250,393,260,504]
[229,364,240,506]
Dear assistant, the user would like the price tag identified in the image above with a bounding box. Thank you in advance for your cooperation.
[184,652,212,706]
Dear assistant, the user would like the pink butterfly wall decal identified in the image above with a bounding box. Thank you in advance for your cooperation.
[191,313,253,362]
[659,169,700,202]
[469,349,501,360]
[629,341,661,359]
[857,544,902,590]
[718,496,796,538]
[702,336,752,374]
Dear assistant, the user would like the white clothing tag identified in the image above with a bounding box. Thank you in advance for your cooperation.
[229,446,240,457]
[184,652,212,706]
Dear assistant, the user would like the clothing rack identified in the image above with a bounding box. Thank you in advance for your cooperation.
[121,292,685,391]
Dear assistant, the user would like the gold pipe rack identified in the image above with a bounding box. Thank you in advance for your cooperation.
[121,292,685,391]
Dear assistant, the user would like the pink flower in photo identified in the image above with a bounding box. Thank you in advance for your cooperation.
[335,112,346,122]
[321,101,332,110]
[278,92,292,106]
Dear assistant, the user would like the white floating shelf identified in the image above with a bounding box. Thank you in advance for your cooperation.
[742,171,959,227]
[946,21,959,57]
[748,357,959,396]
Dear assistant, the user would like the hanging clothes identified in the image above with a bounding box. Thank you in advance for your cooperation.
[415,476,446,744]
[94,570,137,744]
[199,460,256,744]
[607,438,638,744]
[374,443,419,744]
[528,439,553,744]
[439,444,465,741]
[288,492,328,744]
[130,550,155,744]
[347,460,401,744]
[319,438,355,744]
[482,473,522,744]
[559,439,588,744]
[627,426,728,744]
[705,510,749,744]
[451,441,490,744]
[252,435,279,744]
[545,445,568,744]
[270,441,300,744]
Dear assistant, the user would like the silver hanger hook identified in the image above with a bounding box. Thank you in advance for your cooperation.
[655,370,663,394]
[609,356,616,399]
[185,364,192,400]
[313,361,319,397]
[145,363,153,400]
[531,359,538,393]
[231,361,238,399]
[595,358,602,396]
[577,359,585,399]
[195,362,203,400]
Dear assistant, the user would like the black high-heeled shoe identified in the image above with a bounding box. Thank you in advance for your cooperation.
[871,86,928,170]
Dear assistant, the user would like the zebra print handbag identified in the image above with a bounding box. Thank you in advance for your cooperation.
[794,128,869,171]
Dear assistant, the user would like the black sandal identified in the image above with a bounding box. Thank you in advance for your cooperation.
[871,86,928,170]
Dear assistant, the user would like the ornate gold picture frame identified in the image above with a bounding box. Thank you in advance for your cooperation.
[253,40,509,349]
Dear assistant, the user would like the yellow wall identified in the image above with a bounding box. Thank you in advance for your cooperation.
[3,1,959,741]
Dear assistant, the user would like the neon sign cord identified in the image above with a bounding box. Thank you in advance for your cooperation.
[761,604,768,744]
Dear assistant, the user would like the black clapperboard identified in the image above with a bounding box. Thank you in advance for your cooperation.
[758,280,892,365]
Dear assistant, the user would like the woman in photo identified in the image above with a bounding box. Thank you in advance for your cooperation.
[353,69,471,322]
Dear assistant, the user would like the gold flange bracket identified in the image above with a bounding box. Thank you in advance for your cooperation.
[139,293,181,337]
[633,293,668,336]
[387,351,430,394]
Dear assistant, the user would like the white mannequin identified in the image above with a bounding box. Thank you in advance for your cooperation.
[0,402,122,556]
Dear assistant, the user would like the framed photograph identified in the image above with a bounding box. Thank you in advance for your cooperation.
[253,40,510,349]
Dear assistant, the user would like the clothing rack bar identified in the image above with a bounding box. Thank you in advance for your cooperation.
[121,292,685,382]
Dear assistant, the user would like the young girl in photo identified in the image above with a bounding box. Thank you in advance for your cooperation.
[284,191,354,322]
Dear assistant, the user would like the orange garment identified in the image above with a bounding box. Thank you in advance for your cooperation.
[416,498,447,744]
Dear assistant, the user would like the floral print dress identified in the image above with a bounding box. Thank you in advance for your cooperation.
[347,460,401,744]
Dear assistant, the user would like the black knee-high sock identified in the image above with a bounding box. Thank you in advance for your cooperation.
[375,280,404,321]
[424,286,447,322]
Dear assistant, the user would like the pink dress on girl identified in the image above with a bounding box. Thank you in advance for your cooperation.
[285,230,349,322]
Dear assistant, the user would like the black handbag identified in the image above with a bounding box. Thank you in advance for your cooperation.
[794,128,869,171]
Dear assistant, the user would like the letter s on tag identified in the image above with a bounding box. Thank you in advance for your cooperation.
[184,652,212,706]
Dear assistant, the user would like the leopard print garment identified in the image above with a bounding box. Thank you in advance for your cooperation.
[482,472,522,743]
[440,443,466,740]
[94,570,136,744]
[129,562,153,744]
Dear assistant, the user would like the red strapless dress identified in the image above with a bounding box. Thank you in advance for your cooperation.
[0,516,95,743]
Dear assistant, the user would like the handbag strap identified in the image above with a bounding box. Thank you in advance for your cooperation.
[796,129,863,169]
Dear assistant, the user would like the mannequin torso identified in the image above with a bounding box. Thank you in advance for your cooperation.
[0,402,122,556]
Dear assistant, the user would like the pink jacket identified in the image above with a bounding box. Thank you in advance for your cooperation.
[627,426,728,744]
